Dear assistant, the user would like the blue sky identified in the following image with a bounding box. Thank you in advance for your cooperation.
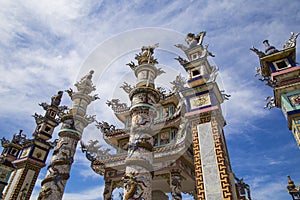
[0,0,300,199]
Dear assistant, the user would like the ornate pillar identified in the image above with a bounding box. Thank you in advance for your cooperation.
[250,33,300,148]
[170,169,182,200]
[189,111,237,200]
[103,179,113,200]
[177,32,238,200]
[0,130,24,198]
[287,176,300,200]
[38,70,98,200]
[123,44,162,200]
[3,91,65,200]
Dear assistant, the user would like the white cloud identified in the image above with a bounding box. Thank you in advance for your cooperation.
[62,185,103,200]
[252,178,287,200]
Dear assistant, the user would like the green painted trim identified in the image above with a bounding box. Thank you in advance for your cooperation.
[281,90,300,114]
[58,129,82,136]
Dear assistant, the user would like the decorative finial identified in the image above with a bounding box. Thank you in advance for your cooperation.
[185,31,206,47]
[263,40,278,55]
[288,176,296,189]
[51,91,63,107]
[284,32,300,49]
[12,130,27,144]
[74,70,96,94]
[135,44,159,65]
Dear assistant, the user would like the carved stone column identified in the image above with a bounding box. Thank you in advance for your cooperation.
[178,32,238,200]
[123,44,162,200]
[170,169,182,200]
[3,91,64,200]
[38,70,98,200]
[0,130,23,198]
[103,179,113,200]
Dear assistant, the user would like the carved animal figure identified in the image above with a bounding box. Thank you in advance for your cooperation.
[85,115,96,124]
[0,137,9,146]
[11,130,27,144]
[254,67,262,77]
[174,44,188,51]
[51,91,63,107]
[120,82,134,94]
[32,113,44,123]
[53,139,68,155]
[208,66,219,82]
[250,46,265,58]
[235,176,252,200]
[284,32,300,49]
[39,102,49,110]
[91,94,100,101]
[65,88,73,99]
[38,187,52,200]
[128,136,152,157]
[80,140,111,161]
[174,56,188,66]
[220,90,231,101]
[171,176,182,200]
[170,74,187,92]
[48,139,58,149]
[157,68,165,76]
[135,44,159,65]
[264,96,275,109]
[185,31,206,46]
[204,44,215,57]
[96,121,115,134]
[106,99,127,109]
[74,70,96,92]
[126,61,137,70]
[48,166,64,194]
[122,173,147,200]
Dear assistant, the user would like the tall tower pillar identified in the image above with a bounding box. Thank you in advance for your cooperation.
[3,91,65,200]
[287,176,300,199]
[38,70,97,200]
[251,32,300,147]
[122,44,162,200]
[0,130,25,198]
[170,169,182,200]
[176,32,238,199]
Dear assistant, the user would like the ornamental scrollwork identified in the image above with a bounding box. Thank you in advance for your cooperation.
[120,82,134,94]
[122,172,147,200]
[80,140,111,161]
[106,99,127,110]
[95,121,116,134]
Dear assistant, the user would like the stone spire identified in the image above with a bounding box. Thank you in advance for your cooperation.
[251,33,300,148]
[177,31,238,199]
[0,130,26,198]
[3,91,65,200]
[38,70,98,200]
[123,45,161,200]
[287,176,300,199]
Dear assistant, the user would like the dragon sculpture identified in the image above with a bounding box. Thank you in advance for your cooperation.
[122,173,147,200]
